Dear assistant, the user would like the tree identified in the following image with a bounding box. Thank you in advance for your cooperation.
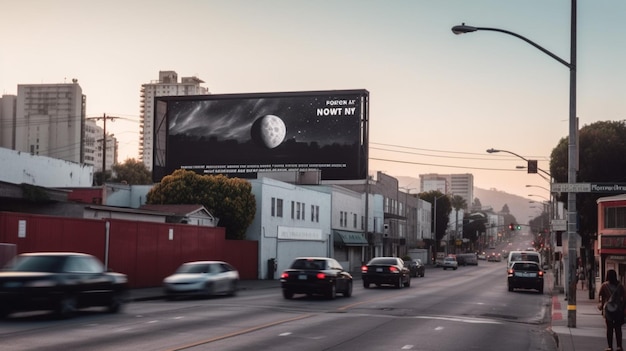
[111,159,152,185]
[146,169,256,240]
[450,195,468,240]
[418,191,451,249]
[550,120,626,243]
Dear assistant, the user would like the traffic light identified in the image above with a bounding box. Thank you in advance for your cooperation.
[516,225,522,230]
[508,223,515,231]
[527,160,538,174]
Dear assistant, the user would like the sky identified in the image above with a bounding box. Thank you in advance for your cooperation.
[2,0,624,200]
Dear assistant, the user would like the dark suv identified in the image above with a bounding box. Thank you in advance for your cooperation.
[507,261,544,293]
[405,259,425,277]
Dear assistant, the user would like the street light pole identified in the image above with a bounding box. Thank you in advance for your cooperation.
[453,0,578,327]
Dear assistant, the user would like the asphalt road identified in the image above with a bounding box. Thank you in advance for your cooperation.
[0,259,557,351]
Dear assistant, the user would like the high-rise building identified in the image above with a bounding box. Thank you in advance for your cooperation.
[0,94,17,149]
[13,81,86,163]
[420,173,474,205]
[139,71,209,170]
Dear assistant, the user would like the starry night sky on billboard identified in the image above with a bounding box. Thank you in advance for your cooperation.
[167,93,362,146]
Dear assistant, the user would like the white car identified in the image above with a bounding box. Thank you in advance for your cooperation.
[442,257,458,270]
[163,261,239,299]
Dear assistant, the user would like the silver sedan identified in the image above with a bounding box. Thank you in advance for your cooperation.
[163,261,239,299]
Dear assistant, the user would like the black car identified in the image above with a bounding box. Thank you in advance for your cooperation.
[507,261,544,294]
[280,257,353,299]
[0,252,129,318]
[361,257,411,288]
[405,258,425,277]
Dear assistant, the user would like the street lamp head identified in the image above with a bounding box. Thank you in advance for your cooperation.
[451,23,478,35]
[486,148,500,154]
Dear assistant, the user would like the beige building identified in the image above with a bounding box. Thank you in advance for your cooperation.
[420,173,474,205]
[9,81,86,163]
[139,71,209,170]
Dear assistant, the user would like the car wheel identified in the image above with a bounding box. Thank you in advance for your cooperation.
[326,283,337,299]
[343,281,353,297]
[228,280,238,296]
[203,282,215,298]
[537,284,544,294]
[363,281,370,289]
[395,276,402,289]
[282,290,294,299]
[453,267,457,270]
[404,276,411,288]
[55,294,77,319]
[420,271,425,278]
[508,285,514,292]
[107,292,126,313]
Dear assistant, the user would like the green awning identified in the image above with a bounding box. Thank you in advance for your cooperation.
[334,230,368,246]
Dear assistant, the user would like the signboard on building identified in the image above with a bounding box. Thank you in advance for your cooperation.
[550,219,567,231]
[601,235,626,249]
[153,90,369,182]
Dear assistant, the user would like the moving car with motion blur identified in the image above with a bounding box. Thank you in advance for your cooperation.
[0,252,128,319]
[442,256,458,270]
[361,257,411,288]
[280,257,353,299]
[507,261,544,293]
[162,261,239,299]
[405,258,425,277]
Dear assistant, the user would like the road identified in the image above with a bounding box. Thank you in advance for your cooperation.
[0,258,557,351]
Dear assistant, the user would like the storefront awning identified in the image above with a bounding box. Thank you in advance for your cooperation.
[334,230,368,246]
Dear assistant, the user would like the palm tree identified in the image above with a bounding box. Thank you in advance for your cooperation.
[450,195,468,251]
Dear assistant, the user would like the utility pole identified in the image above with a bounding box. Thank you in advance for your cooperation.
[87,114,121,185]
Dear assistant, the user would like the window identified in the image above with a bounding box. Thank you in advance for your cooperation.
[291,201,295,219]
[605,206,626,228]
[271,197,283,217]
[311,205,319,222]
[353,213,357,228]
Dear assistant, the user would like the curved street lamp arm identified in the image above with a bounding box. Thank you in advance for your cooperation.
[452,25,572,69]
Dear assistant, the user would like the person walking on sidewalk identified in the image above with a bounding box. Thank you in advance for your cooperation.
[598,269,626,351]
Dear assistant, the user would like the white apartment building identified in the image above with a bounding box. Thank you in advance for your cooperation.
[139,71,209,170]
[420,173,474,205]
[84,119,118,173]
[10,81,86,163]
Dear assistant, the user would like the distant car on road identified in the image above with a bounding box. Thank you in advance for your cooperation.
[457,253,478,266]
[362,257,411,288]
[487,252,502,262]
[442,257,458,270]
[507,261,544,293]
[405,258,425,277]
[162,261,239,299]
[0,252,128,319]
[280,257,353,299]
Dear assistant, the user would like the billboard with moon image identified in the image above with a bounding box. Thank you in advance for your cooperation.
[152,90,369,182]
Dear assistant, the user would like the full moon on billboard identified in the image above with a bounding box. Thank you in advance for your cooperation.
[250,114,286,149]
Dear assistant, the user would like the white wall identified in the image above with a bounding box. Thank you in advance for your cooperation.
[0,147,93,187]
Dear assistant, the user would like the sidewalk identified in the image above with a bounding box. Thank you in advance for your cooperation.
[551,276,609,351]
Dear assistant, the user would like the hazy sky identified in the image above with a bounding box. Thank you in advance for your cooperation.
[2,0,624,199]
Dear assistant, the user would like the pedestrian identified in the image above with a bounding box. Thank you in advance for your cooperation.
[578,267,586,290]
[598,269,626,351]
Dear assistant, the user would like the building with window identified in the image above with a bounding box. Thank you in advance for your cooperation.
[420,173,474,206]
[139,71,209,170]
[597,194,626,283]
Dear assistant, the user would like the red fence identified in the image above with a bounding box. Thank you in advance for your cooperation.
[0,211,258,288]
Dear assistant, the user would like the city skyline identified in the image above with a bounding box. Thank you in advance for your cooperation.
[2,1,625,199]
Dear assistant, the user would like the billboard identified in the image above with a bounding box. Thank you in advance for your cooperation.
[153,90,369,182]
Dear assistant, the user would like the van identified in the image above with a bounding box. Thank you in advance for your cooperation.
[507,250,541,268]
[457,253,478,266]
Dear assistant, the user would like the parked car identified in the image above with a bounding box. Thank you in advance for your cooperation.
[361,257,411,288]
[405,258,425,277]
[507,261,544,293]
[162,261,239,299]
[0,252,128,319]
[442,257,458,270]
[280,257,353,299]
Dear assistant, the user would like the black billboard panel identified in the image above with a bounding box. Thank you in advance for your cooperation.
[153,90,369,182]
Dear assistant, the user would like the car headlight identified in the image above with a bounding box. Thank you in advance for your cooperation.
[24,280,56,288]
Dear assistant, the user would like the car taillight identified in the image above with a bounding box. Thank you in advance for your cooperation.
[361,266,368,273]
[538,271,544,277]
[389,266,399,273]
[280,272,289,279]
[507,269,514,275]
[316,272,326,279]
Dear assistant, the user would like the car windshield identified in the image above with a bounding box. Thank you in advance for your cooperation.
[513,263,539,271]
[368,258,399,265]
[6,256,66,273]
[290,259,327,270]
[177,263,211,274]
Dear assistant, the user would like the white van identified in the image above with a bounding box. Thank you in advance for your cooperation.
[507,250,541,269]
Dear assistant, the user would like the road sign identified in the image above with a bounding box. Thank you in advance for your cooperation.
[551,219,567,231]
[551,183,626,193]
